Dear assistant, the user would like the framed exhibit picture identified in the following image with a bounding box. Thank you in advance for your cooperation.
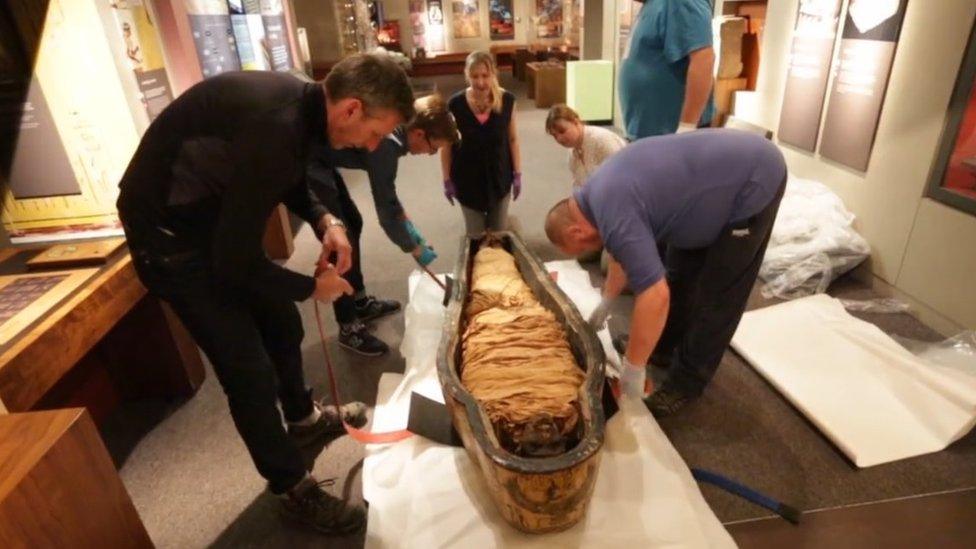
[108,0,175,119]
[451,0,481,39]
[428,0,444,25]
[535,0,563,39]
[927,21,976,216]
[489,0,514,40]
[409,0,427,51]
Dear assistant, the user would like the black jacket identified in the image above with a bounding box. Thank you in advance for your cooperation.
[117,71,330,302]
[448,90,515,212]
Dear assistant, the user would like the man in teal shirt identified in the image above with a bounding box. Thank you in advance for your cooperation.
[619,0,716,139]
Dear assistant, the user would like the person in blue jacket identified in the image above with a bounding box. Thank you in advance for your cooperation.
[306,95,459,356]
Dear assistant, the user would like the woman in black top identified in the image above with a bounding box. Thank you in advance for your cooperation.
[440,51,523,236]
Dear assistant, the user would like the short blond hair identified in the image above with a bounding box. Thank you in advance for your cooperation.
[545,104,581,133]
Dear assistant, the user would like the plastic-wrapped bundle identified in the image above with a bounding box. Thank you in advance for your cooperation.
[760,177,871,299]
[461,241,584,457]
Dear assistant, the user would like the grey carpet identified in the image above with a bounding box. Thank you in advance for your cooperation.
[102,74,976,547]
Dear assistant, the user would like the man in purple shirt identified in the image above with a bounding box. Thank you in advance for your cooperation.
[545,129,787,417]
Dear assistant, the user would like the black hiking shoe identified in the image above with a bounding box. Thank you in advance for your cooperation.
[280,476,366,535]
[338,321,389,356]
[644,384,694,418]
[288,400,369,448]
[354,295,402,322]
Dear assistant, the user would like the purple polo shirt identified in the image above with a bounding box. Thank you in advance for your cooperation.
[574,129,786,293]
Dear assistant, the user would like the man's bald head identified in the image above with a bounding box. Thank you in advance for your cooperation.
[544,197,603,255]
[545,198,575,247]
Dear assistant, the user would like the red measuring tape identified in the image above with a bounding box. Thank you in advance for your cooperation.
[313,300,413,444]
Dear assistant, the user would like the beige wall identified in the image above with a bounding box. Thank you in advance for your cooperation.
[731,0,976,329]
[292,0,342,64]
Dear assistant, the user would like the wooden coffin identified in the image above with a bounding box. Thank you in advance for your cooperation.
[437,232,606,533]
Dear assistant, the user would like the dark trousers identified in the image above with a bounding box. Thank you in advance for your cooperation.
[655,178,786,396]
[311,170,365,325]
[129,242,313,494]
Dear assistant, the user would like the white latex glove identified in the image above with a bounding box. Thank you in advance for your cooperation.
[587,297,612,330]
[676,122,696,134]
[620,356,647,399]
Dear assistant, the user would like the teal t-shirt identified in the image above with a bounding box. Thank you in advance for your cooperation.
[619,0,715,139]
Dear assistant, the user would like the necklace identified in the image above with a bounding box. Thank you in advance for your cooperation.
[467,89,492,114]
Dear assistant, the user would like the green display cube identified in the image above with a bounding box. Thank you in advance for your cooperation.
[566,60,614,122]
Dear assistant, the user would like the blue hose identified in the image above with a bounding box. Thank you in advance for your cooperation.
[691,468,801,525]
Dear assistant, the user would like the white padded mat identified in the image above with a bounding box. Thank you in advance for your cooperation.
[731,294,976,468]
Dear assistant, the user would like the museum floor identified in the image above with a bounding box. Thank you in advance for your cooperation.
[99,74,976,548]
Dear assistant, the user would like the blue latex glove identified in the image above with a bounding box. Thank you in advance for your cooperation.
[443,179,457,206]
[512,172,522,201]
[415,245,438,267]
[404,219,425,246]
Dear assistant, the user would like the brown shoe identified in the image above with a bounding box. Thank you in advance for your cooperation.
[288,400,368,448]
[280,476,365,535]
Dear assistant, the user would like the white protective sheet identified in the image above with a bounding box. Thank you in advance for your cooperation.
[731,294,976,468]
[362,262,734,548]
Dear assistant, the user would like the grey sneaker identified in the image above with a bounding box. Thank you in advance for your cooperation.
[288,400,369,448]
[354,295,402,322]
[338,321,389,356]
[280,476,365,535]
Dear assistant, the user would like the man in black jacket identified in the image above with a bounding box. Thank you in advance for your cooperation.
[116,54,414,535]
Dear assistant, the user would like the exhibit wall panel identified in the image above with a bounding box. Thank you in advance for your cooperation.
[1,0,141,240]
[733,0,976,328]
[291,0,346,63]
[150,0,205,94]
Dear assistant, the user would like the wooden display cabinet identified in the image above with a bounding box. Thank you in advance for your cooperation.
[0,408,153,548]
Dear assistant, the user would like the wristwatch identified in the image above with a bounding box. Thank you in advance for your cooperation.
[323,216,346,230]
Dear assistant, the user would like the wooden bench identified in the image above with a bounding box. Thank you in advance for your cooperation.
[409,52,470,77]
[489,44,526,70]
[526,61,566,108]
